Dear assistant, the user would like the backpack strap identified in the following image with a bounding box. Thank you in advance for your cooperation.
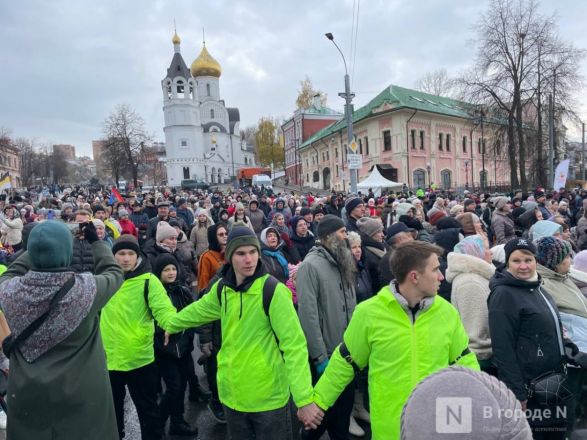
[262,275,279,317]
[449,347,471,365]
[144,278,153,319]
[339,342,361,375]
[216,278,226,307]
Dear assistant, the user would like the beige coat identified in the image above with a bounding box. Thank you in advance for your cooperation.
[0,216,23,246]
[446,252,495,360]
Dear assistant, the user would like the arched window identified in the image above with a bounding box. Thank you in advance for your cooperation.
[210,109,215,119]
[182,167,190,180]
[312,171,319,182]
[413,169,425,189]
[176,80,185,99]
[440,169,452,190]
[206,83,211,97]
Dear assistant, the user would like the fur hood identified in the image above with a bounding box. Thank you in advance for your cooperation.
[445,252,495,283]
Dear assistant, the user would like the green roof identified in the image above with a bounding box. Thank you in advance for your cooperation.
[299,84,477,149]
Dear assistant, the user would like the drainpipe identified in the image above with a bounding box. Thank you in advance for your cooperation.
[405,110,418,189]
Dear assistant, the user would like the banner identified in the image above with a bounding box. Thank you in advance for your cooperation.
[108,187,124,205]
[553,159,570,190]
[0,172,11,191]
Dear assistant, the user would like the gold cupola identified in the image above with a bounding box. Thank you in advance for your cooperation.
[172,31,181,45]
[190,44,222,78]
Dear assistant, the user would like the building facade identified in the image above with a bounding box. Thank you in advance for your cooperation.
[281,96,342,186]
[0,138,21,188]
[161,32,255,187]
[299,85,511,192]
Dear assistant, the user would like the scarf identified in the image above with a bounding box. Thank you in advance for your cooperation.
[0,271,97,362]
[262,248,290,279]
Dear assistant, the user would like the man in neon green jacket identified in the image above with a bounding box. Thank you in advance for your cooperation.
[165,226,322,439]
[311,241,480,440]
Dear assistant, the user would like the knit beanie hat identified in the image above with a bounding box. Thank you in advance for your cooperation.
[93,205,106,214]
[436,216,462,231]
[317,214,345,239]
[92,219,105,229]
[401,366,531,439]
[398,215,423,231]
[291,216,307,233]
[27,221,73,271]
[156,221,178,243]
[344,197,364,214]
[395,202,415,218]
[536,236,571,271]
[235,202,245,211]
[493,196,510,211]
[491,244,506,264]
[504,237,537,264]
[112,234,140,255]
[454,235,486,260]
[356,217,384,238]
[464,198,476,210]
[154,253,179,279]
[573,250,587,273]
[428,210,447,226]
[456,213,476,236]
[225,226,261,262]
[118,209,129,217]
[449,204,463,216]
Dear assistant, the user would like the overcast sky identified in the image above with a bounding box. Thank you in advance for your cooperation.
[1,0,585,158]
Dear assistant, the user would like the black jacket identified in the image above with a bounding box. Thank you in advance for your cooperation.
[70,238,95,273]
[154,282,195,358]
[433,228,461,302]
[355,258,373,304]
[260,243,289,283]
[359,233,387,293]
[488,268,566,402]
[290,231,315,261]
[142,239,186,285]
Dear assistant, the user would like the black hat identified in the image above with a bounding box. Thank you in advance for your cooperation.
[112,234,141,255]
[154,254,179,279]
[312,207,325,216]
[157,200,170,208]
[385,222,414,241]
[300,207,312,217]
[317,214,345,239]
[93,205,106,214]
[345,197,364,214]
[504,237,537,263]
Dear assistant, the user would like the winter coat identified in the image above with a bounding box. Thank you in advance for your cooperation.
[176,207,194,229]
[130,211,149,231]
[100,255,178,371]
[360,234,387,293]
[166,263,314,412]
[142,239,186,285]
[491,210,516,245]
[433,228,461,302]
[227,215,255,232]
[118,218,138,238]
[446,252,495,360]
[247,208,268,234]
[146,215,169,239]
[488,268,567,402]
[577,216,587,250]
[175,233,197,286]
[355,258,373,304]
[198,249,224,291]
[0,215,23,246]
[189,219,213,258]
[325,201,343,218]
[290,231,315,261]
[538,264,587,352]
[0,241,123,440]
[313,282,479,440]
[70,237,95,273]
[260,243,289,283]
[154,282,195,358]
[297,245,356,364]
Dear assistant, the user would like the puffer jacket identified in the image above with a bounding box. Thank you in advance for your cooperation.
[488,267,566,402]
[446,252,495,360]
[538,264,587,352]
[70,238,95,273]
[297,244,356,364]
[0,216,23,246]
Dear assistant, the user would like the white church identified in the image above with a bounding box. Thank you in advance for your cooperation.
[162,31,256,186]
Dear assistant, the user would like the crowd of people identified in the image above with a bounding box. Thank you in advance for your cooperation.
[2,184,587,439]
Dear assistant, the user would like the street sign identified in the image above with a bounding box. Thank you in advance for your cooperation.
[348,153,362,169]
[349,138,358,153]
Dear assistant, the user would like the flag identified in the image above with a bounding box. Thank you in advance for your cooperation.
[108,187,124,205]
[553,159,570,191]
[0,172,11,191]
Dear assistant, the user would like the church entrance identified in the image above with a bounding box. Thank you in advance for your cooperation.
[322,167,331,191]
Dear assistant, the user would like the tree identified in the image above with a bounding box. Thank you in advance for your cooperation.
[255,117,284,168]
[102,104,151,188]
[50,147,69,184]
[415,69,456,97]
[459,0,584,191]
[296,76,327,109]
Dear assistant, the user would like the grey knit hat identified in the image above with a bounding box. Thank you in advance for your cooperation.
[356,217,384,238]
[401,366,531,439]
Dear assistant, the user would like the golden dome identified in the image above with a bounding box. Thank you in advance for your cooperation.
[172,31,181,45]
[190,44,222,78]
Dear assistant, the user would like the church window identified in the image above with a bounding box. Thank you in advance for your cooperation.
[210,109,215,119]
[177,80,185,99]
[206,83,211,97]
[183,167,190,179]
[180,139,188,148]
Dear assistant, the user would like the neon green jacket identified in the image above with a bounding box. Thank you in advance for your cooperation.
[166,269,314,412]
[314,283,480,440]
[100,261,177,371]
[0,265,6,276]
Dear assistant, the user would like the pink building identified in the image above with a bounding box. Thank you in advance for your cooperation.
[281,95,342,186]
[299,85,511,192]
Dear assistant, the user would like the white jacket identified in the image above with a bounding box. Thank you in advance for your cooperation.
[0,216,23,246]
[446,252,495,360]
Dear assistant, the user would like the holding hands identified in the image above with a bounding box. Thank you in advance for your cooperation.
[297,402,324,430]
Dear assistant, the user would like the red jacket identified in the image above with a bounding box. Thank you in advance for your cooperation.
[119,218,138,238]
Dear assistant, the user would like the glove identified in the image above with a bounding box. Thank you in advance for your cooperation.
[316,358,329,376]
[80,222,99,244]
[200,342,213,358]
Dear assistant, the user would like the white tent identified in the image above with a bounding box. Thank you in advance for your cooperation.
[357,166,403,196]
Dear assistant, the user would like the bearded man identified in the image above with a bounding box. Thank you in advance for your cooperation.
[297,214,357,439]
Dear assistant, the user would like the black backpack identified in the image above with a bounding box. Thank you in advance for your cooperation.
[215,275,279,317]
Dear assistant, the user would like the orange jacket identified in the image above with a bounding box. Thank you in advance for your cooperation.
[197,249,225,291]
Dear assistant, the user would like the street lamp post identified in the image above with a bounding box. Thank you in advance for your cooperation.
[325,32,357,194]
[426,162,431,191]
[465,160,469,190]
[475,109,486,191]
